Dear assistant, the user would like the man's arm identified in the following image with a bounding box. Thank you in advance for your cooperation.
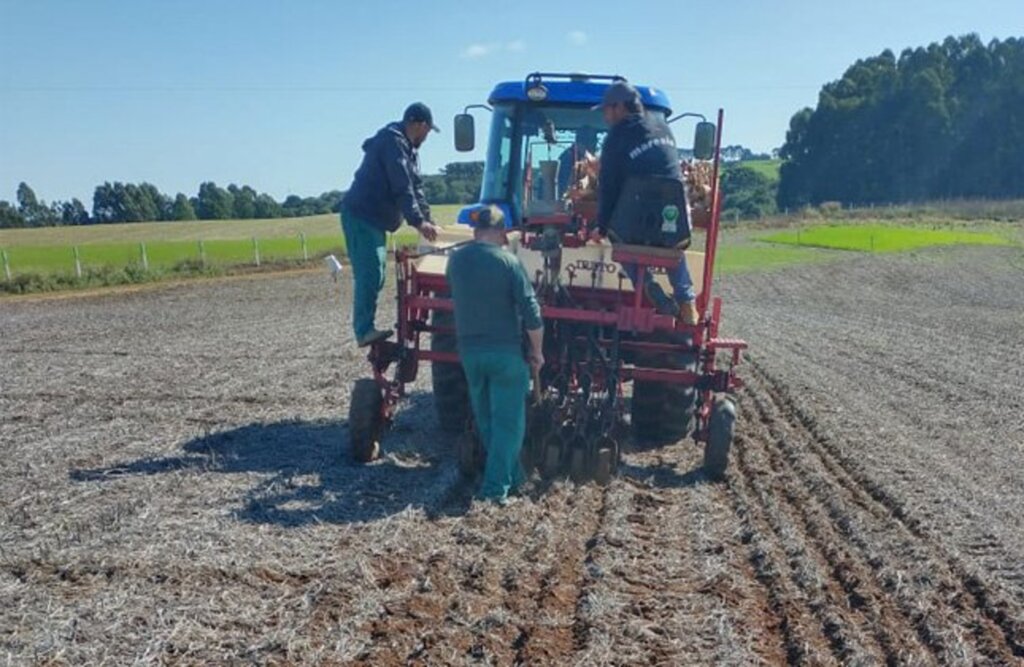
[382,136,425,227]
[526,326,544,371]
[513,259,544,369]
[597,132,624,236]
[411,163,432,223]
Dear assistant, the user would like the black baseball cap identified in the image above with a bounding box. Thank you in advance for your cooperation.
[403,102,440,132]
[591,81,642,110]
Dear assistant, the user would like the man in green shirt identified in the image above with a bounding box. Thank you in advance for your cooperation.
[446,206,544,505]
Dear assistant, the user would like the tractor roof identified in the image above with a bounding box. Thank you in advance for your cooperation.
[487,73,672,113]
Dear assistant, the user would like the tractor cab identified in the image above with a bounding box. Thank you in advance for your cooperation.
[453,72,715,233]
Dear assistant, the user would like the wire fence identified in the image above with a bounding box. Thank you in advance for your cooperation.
[0,233,346,280]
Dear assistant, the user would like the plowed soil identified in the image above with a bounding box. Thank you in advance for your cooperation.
[2,245,1022,665]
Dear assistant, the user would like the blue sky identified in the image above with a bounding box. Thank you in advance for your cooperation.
[1,0,1022,206]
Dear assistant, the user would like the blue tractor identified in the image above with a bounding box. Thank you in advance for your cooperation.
[350,73,745,483]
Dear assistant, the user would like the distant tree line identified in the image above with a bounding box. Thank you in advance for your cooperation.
[0,181,345,228]
[420,162,484,205]
[779,34,1024,208]
[721,165,778,219]
[0,161,487,229]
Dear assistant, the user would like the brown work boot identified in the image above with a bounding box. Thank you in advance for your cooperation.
[357,328,393,348]
[680,302,700,325]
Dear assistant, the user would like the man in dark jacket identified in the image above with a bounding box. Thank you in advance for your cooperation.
[589,82,699,325]
[340,103,441,347]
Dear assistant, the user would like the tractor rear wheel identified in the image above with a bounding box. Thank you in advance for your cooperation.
[704,396,736,481]
[631,331,697,444]
[430,309,470,433]
[348,379,384,463]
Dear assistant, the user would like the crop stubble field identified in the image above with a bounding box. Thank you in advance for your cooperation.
[1,244,1023,664]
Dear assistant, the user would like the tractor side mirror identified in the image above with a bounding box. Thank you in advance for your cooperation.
[693,121,716,161]
[454,114,475,152]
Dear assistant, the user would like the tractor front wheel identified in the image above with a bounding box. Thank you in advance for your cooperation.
[348,379,384,463]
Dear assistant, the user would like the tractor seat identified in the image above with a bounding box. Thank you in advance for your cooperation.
[611,243,687,270]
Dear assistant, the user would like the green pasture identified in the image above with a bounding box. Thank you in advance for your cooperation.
[715,243,830,274]
[0,204,463,247]
[729,159,781,181]
[760,224,1013,252]
[0,206,456,277]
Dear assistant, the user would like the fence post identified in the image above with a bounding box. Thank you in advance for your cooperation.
[252,237,260,267]
[300,232,308,261]
[198,239,206,268]
[140,242,149,270]
[1,249,10,281]
[73,246,82,278]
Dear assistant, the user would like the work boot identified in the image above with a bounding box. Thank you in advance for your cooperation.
[643,282,680,317]
[357,328,393,348]
[680,301,700,325]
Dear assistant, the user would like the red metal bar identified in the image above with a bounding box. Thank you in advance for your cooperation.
[407,296,455,312]
[710,296,722,339]
[417,350,461,364]
[624,367,701,384]
[610,250,682,270]
[699,109,725,314]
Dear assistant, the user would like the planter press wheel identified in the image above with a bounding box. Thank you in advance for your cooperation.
[541,430,564,477]
[569,442,588,483]
[348,378,384,463]
[591,434,619,487]
[704,395,737,481]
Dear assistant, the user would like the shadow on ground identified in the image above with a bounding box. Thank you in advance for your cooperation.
[70,393,474,526]
[618,460,710,488]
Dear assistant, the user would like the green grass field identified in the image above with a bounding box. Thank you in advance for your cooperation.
[0,205,461,276]
[759,224,1012,252]
[715,242,831,274]
[2,208,1017,295]
[729,159,781,182]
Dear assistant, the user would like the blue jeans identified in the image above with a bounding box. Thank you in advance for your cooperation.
[340,209,386,340]
[623,256,696,305]
[461,348,529,501]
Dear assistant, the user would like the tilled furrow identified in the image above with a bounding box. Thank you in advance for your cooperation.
[349,483,607,666]
[746,362,1024,664]
[575,448,778,666]
[729,427,890,665]
[753,359,1024,656]
[738,385,939,665]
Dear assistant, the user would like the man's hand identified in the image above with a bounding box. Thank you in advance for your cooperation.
[528,350,545,372]
[588,227,605,244]
[419,221,440,242]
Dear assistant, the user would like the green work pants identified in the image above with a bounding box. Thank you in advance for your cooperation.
[340,209,387,340]
[461,349,529,501]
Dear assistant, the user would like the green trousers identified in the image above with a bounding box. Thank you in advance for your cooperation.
[340,209,386,341]
[461,349,529,500]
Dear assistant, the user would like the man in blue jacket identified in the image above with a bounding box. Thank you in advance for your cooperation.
[340,103,441,347]
[589,82,699,325]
